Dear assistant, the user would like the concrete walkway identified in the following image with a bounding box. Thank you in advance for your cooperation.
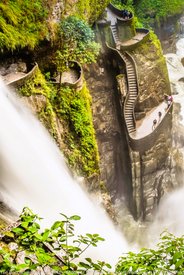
[121,32,147,47]
[55,69,79,84]
[134,101,168,139]
[2,72,26,84]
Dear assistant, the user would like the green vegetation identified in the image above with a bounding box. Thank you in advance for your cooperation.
[112,0,184,26]
[116,231,184,274]
[1,208,184,274]
[56,16,100,73]
[18,68,99,178]
[55,84,99,176]
[0,0,56,51]
[111,0,134,10]
[18,68,57,139]
[145,31,170,82]
[135,0,184,26]
[76,0,111,23]
[111,0,143,28]
[0,208,111,274]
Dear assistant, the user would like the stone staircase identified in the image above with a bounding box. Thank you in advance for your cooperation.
[109,24,138,135]
[121,52,138,134]
[105,9,172,152]
[110,25,120,46]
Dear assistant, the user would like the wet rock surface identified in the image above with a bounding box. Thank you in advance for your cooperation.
[84,59,133,213]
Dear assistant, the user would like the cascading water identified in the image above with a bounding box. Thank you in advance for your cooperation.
[0,79,129,265]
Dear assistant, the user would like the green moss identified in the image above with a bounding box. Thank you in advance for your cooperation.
[55,84,100,177]
[76,0,111,23]
[147,31,170,82]
[18,70,99,178]
[134,0,184,26]
[0,0,56,51]
[0,219,7,232]
[19,69,58,139]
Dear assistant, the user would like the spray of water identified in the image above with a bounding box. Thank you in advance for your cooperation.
[0,79,129,265]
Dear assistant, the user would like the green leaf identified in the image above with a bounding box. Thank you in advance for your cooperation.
[51,221,62,230]
[175,259,184,268]
[42,229,50,241]
[69,215,81,221]
[79,262,91,269]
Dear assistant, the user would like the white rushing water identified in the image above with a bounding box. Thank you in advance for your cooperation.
[0,79,129,265]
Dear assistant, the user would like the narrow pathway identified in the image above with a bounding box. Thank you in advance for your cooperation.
[105,3,173,151]
[106,7,117,25]
[2,72,26,84]
[121,32,147,47]
[122,52,138,134]
[111,25,120,46]
[135,102,168,139]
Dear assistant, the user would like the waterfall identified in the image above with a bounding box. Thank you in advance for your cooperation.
[0,79,129,265]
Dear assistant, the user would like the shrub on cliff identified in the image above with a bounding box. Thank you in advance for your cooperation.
[135,0,184,25]
[56,16,100,73]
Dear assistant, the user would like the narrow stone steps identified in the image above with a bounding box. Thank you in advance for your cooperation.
[119,52,138,135]
[126,118,134,122]
[129,88,137,92]
[129,84,137,88]
[129,128,136,133]
[127,125,135,130]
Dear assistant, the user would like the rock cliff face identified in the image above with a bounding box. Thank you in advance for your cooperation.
[84,60,135,215]
[128,36,174,221]
[84,31,174,222]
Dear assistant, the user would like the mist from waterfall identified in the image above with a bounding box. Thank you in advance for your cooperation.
[0,79,129,265]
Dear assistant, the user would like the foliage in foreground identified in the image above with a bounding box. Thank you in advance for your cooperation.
[1,208,184,274]
[0,208,111,274]
[116,231,184,274]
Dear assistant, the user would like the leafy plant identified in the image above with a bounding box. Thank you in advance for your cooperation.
[134,0,184,26]
[56,16,100,73]
[76,0,111,23]
[116,231,184,274]
[1,208,184,274]
[0,207,111,274]
[54,84,100,177]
